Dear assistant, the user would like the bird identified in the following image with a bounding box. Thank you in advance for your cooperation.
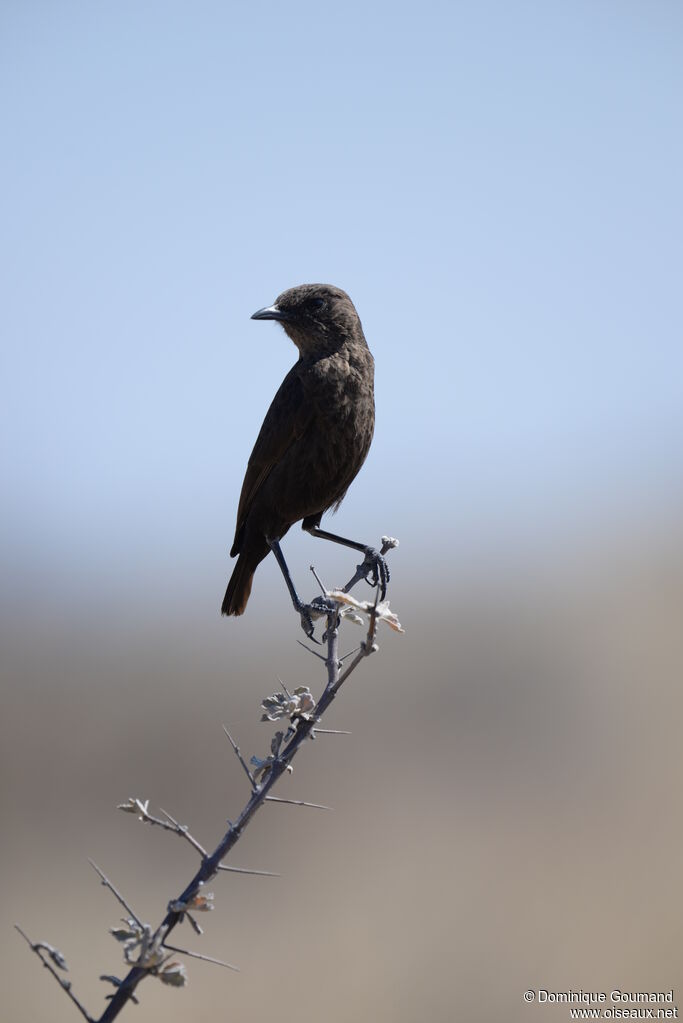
[221,283,387,635]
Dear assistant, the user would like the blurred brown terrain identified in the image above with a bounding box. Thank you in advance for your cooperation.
[2,511,683,1022]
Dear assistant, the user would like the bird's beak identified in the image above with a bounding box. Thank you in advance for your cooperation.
[251,304,289,322]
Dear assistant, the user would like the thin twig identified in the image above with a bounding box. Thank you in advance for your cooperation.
[15,925,93,1023]
[339,645,362,663]
[296,639,327,661]
[222,727,258,789]
[217,863,281,876]
[156,808,208,857]
[126,800,208,858]
[162,943,240,972]
[185,913,203,936]
[309,564,327,594]
[324,605,340,692]
[88,861,143,928]
[264,795,331,810]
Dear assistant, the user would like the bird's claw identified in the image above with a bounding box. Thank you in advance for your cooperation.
[309,595,339,617]
[360,548,390,600]
[299,596,340,641]
[299,606,316,640]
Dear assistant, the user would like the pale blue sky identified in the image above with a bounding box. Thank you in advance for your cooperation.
[1,1,682,606]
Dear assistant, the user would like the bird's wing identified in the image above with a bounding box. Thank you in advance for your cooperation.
[231,365,312,555]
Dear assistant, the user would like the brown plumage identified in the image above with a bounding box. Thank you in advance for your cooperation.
[222,283,378,621]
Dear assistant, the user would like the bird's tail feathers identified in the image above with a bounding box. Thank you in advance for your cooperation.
[221,546,268,616]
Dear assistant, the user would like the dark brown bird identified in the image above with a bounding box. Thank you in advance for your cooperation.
[221,283,387,634]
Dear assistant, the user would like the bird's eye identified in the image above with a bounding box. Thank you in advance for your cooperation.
[310,297,326,311]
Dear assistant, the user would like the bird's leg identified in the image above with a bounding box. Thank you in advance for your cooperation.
[302,522,390,600]
[266,538,337,639]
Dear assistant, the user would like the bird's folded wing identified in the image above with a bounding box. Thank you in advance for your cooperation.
[231,367,313,554]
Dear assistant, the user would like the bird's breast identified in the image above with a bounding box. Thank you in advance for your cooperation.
[302,349,374,421]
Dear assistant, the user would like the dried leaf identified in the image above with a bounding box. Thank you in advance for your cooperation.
[339,606,365,626]
[110,923,141,944]
[169,891,214,913]
[117,797,149,818]
[159,961,187,987]
[35,942,68,971]
[261,686,315,722]
[328,591,405,633]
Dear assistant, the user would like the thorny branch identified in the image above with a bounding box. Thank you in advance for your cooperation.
[17,537,401,1022]
[14,925,93,1023]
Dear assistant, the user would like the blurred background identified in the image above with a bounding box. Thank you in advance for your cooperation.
[2,2,683,1020]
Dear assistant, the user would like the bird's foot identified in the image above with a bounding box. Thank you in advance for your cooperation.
[359,548,390,600]
[298,596,340,641]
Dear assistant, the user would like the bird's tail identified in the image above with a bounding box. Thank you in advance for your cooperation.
[221,546,268,616]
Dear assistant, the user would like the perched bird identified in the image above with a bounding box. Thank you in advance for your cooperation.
[221,283,387,634]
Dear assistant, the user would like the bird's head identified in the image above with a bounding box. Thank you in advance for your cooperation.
[251,283,363,355]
